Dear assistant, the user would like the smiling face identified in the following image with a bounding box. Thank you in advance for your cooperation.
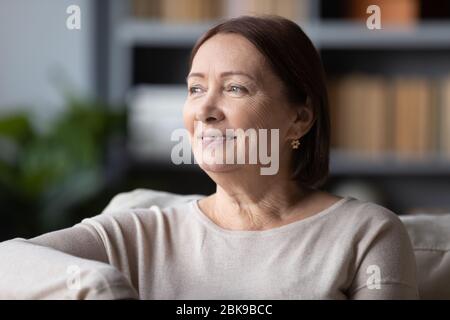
[183,33,308,176]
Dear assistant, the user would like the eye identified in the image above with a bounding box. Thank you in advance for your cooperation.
[189,86,203,95]
[226,85,248,95]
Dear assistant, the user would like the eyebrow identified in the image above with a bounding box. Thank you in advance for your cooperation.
[186,71,256,82]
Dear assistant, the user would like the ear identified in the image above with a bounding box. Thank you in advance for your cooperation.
[286,97,315,141]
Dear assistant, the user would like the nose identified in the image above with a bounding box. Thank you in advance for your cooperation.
[195,93,225,124]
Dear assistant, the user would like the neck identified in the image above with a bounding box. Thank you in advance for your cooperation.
[202,168,314,231]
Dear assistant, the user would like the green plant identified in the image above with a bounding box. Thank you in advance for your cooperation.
[0,96,126,239]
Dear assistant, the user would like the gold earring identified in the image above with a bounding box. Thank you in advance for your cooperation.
[291,139,300,149]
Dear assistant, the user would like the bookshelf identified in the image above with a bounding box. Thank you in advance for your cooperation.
[116,19,450,48]
[102,0,450,215]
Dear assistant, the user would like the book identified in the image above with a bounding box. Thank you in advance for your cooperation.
[347,0,420,26]
[360,76,389,156]
[392,77,435,159]
[441,77,450,158]
[133,0,305,22]
[132,0,159,18]
[329,75,449,159]
[330,74,389,157]
[337,75,362,153]
[274,0,307,22]
[133,0,222,22]
[224,0,305,21]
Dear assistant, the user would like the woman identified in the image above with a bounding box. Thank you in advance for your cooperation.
[0,15,418,299]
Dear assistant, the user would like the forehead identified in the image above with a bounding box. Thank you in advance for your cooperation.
[191,33,267,77]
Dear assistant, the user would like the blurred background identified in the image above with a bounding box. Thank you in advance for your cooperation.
[1,0,450,241]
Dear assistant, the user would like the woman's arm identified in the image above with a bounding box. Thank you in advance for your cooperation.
[0,189,200,299]
[0,203,134,299]
[28,223,109,263]
[0,237,138,299]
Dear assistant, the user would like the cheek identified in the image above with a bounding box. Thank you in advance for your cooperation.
[237,95,282,130]
[182,101,195,135]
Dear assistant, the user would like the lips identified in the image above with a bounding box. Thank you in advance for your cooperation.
[201,136,236,141]
[198,134,237,148]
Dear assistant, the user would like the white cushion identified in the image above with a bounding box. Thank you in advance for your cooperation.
[102,188,205,214]
[400,214,450,300]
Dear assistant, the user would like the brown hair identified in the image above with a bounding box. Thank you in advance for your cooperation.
[189,15,330,189]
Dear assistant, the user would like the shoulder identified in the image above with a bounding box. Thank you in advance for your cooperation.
[336,196,405,230]
[311,190,400,225]
[321,195,411,250]
[335,198,415,272]
[338,199,418,297]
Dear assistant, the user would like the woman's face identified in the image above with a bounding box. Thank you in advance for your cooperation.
[183,33,305,175]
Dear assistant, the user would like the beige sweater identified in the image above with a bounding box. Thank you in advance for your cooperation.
[0,190,419,299]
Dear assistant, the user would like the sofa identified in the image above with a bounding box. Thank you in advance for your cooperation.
[399,214,450,299]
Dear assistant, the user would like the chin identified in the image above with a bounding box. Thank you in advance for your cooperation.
[199,162,241,173]
[193,149,242,173]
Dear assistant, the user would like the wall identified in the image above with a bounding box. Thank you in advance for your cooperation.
[0,0,95,127]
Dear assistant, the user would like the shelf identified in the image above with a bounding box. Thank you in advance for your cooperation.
[310,21,450,49]
[116,19,217,46]
[116,19,450,49]
[123,145,450,176]
[330,151,450,176]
